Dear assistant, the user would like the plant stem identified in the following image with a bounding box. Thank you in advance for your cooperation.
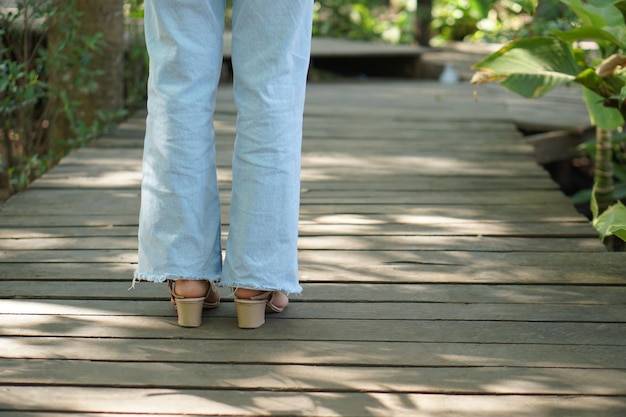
[594,127,615,215]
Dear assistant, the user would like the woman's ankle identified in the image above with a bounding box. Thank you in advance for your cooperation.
[234,288,266,299]
[234,288,289,309]
[173,280,209,298]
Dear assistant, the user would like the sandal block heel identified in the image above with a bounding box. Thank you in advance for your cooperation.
[234,298,267,329]
[234,290,288,329]
[174,297,205,327]
[167,280,220,328]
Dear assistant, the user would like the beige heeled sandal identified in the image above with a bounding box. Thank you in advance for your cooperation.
[168,280,220,328]
[234,291,287,329]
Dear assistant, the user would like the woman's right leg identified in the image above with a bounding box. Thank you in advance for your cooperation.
[135,0,226,296]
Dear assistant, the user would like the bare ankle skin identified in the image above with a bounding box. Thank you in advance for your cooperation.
[234,288,289,309]
[173,280,209,298]
[234,288,266,299]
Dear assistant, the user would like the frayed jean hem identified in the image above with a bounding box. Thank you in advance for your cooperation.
[222,280,302,297]
[131,271,221,289]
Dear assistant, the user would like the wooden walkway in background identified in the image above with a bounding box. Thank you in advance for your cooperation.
[1,81,625,416]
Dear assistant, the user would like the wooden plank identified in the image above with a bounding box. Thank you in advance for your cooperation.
[0,262,135,279]
[298,222,596,236]
[1,387,624,417]
[2,282,625,304]
[3,260,625,284]
[0,189,140,215]
[0,211,588,229]
[31,174,559,191]
[0,221,597,240]
[3,336,624,368]
[2,359,625,395]
[299,204,584,217]
[1,315,624,345]
[299,158,549,178]
[5,188,585,215]
[0,249,136,263]
[296,236,606,252]
[299,190,574,205]
[3,189,577,208]
[0,237,607,256]
[0,226,139,238]
[2,252,624,284]
[2,299,624,323]
[0,214,138,227]
[0,204,586,228]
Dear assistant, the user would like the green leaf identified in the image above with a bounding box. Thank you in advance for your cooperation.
[560,0,625,28]
[615,1,626,21]
[551,27,625,48]
[613,164,626,183]
[576,68,623,98]
[500,73,575,98]
[590,183,600,220]
[575,68,606,95]
[571,187,593,205]
[469,0,497,19]
[515,0,538,14]
[474,37,582,75]
[473,37,582,97]
[582,88,625,129]
[614,183,626,198]
[592,200,626,241]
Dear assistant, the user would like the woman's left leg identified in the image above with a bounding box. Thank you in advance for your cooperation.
[221,0,313,296]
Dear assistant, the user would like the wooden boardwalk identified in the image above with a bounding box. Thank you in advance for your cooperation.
[1,81,625,416]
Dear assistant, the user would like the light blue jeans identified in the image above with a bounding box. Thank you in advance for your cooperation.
[134,0,313,294]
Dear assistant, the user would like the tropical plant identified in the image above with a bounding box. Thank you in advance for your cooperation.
[471,0,626,245]
[0,0,129,196]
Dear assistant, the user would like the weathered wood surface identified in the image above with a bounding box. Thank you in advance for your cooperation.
[1,81,625,417]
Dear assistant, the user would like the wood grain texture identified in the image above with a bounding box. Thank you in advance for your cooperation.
[1,81,624,417]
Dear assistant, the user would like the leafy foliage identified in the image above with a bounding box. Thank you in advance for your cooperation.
[433,0,576,43]
[0,1,141,195]
[313,0,415,44]
[0,1,100,193]
[593,199,626,241]
[472,0,626,244]
[123,0,148,111]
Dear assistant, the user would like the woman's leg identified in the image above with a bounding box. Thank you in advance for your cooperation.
[222,0,313,295]
[135,0,226,293]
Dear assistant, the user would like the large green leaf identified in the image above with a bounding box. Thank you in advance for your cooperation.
[473,37,582,75]
[582,88,625,129]
[551,26,626,48]
[593,200,626,241]
[561,0,625,28]
[473,37,582,97]
[615,1,626,21]
[499,73,575,98]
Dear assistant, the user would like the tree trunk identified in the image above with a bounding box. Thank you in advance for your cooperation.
[414,0,432,46]
[48,0,124,142]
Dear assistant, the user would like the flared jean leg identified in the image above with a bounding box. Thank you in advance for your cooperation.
[134,0,226,283]
[221,1,313,294]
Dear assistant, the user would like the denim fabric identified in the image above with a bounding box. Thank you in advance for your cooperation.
[134,0,312,295]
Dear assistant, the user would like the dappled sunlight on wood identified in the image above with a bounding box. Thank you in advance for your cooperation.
[301,154,540,177]
[1,82,624,416]
[33,170,142,188]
